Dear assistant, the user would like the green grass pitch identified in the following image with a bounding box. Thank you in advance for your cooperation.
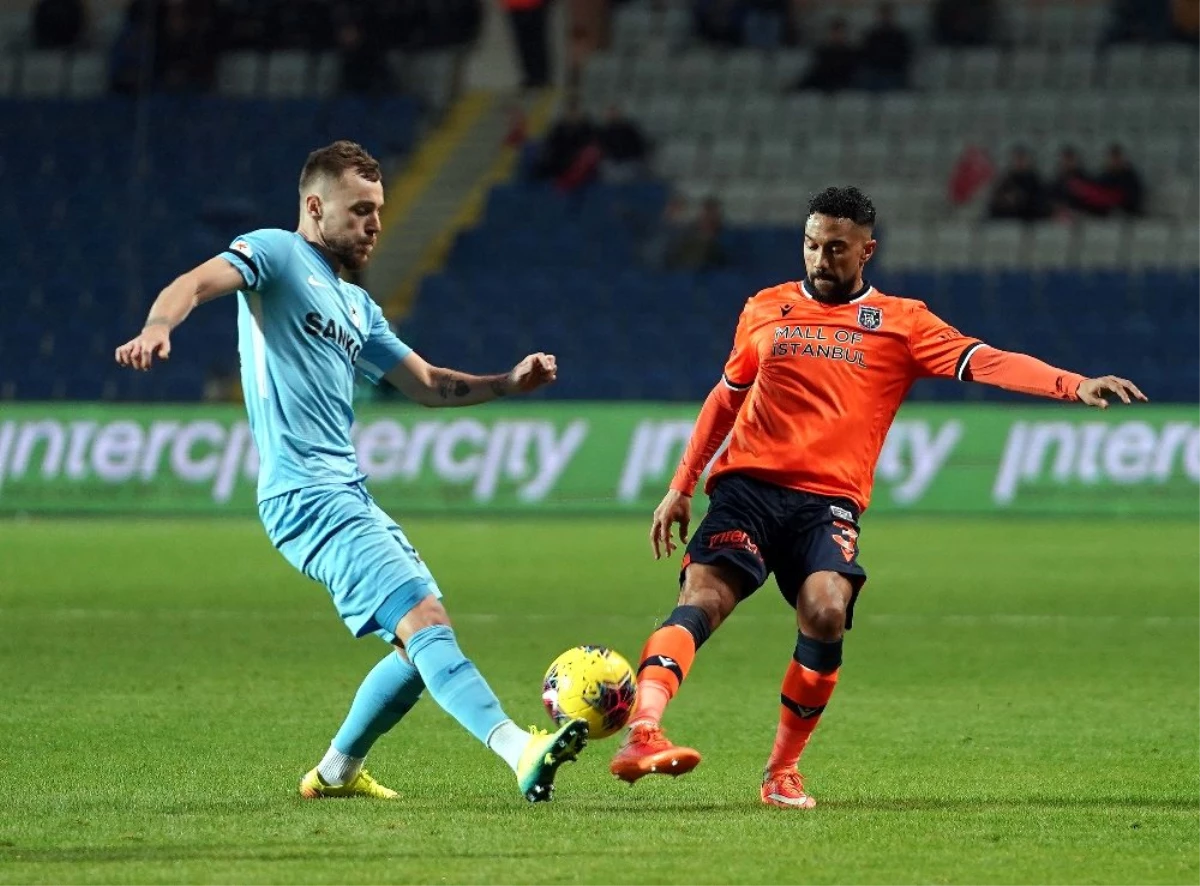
[1,516,1196,885]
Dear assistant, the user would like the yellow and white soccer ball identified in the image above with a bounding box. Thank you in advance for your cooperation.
[541,645,637,739]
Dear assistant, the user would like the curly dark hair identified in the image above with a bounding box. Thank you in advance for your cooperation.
[807,186,876,229]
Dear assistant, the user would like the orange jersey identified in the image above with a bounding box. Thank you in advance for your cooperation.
[691,280,1074,512]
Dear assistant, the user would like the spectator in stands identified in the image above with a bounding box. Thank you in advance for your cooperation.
[32,0,87,49]
[1049,144,1145,218]
[931,0,995,47]
[109,0,150,94]
[987,146,1048,222]
[641,191,692,270]
[1095,144,1145,216]
[743,0,786,49]
[597,104,652,182]
[505,0,551,89]
[1048,146,1095,217]
[534,98,598,183]
[1172,0,1199,41]
[1105,0,1173,42]
[153,0,217,92]
[670,196,728,271]
[334,12,392,95]
[694,0,750,47]
[859,3,912,90]
[791,17,860,92]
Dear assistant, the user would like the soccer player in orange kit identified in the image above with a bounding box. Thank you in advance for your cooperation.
[609,186,1147,808]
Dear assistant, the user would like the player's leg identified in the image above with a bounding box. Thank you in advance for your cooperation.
[393,594,587,802]
[612,476,773,783]
[267,483,584,802]
[762,502,866,809]
[761,571,854,809]
[629,562,742,729]
[300,645,425,799]
[609,562,743,783]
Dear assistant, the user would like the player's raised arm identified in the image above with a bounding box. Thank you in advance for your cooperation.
[906,302,1147,407]
[383,350,557,408]
[114,256,245,371]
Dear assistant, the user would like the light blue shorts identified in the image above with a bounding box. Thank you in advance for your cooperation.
[259,481,442,643]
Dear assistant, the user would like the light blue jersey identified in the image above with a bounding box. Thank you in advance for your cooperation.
[221,229,412,503]
[220,228,437,643]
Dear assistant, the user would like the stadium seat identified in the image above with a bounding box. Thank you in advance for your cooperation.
[264,51,312,98]
[18,51,67,97]
[1028,223,1077,271]
[66,52,105,97]
[217,52,263,96]
[0,56,14,96]
[1077,222,1128,270]
[978,223,1028,270]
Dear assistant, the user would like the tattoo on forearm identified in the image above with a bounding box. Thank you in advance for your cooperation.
[144,316,171,329]
[435,372,471,400]
[490,377,509,397]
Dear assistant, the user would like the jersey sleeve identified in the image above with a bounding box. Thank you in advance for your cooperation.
[721,300,760,390]
[906,302,986,380]
[356,297,413,384]
[220,229,295,292]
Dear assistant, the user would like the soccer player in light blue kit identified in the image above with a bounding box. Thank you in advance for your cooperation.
[115,140,589,802]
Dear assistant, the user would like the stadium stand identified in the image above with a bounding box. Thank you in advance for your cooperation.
[0,0,1196,405]
[0,0,469,402]
[399,0,1198,403]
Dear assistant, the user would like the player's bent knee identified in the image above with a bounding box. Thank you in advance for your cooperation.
[798,571,853,640]
[394,594,451,642]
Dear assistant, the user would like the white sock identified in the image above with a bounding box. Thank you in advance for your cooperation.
[486,719,531,772]
[317,745,364,787]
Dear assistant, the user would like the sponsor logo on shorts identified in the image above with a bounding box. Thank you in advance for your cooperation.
[831,521,859,563]
[830,505,854,522]
[707,529,761,557]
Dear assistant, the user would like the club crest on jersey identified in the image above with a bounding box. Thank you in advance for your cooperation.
[232,240,252,257]
[857,306,882,330]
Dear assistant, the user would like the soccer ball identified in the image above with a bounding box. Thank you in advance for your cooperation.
[542,645,637,739]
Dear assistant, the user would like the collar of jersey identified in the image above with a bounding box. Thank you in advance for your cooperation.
[295,232,342,277]
[799,279,873,304]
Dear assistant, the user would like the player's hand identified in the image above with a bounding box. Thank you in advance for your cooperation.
[115,323,171,371]
[650,489,692,561]
[507,352,557,393]
[1076,375,1148,408]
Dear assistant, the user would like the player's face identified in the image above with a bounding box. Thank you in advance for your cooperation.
[316,172,385,271]
[803,214,876,302]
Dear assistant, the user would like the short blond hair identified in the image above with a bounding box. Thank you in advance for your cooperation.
[299,140,381,192]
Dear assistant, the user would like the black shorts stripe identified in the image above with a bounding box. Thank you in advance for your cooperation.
[224,248,260,288]
[955,342,987,381]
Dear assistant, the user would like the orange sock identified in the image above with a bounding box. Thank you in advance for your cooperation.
[630,624,698,727]
[766,660,840,772]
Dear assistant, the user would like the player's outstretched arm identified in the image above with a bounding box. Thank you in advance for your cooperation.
[384,350,557,408]
[964,348,1148,407]
[1075,375,1148,408]
[114,257,245,371]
